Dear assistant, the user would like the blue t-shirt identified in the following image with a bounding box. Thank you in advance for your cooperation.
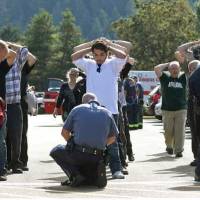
[63,101,118,150]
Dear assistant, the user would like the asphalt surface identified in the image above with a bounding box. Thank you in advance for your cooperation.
[0,114,200,200]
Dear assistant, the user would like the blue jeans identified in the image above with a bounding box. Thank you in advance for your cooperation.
[107,114,122,174]
[107,142,122,174]
[0,117,7,175]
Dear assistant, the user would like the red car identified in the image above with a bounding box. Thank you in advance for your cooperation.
[43,78,64,114]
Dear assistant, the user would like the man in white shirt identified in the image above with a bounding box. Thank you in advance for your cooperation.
[71,39,127,179]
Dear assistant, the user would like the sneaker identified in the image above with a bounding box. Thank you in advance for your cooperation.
[195,173,200,182]
[166,147,173,155]
[21,165,29,171]
[175,152,183,158]
[122,167,128,175]
[61,179,71,186]
[190,160,197,167]
[112,171,125,179]
[194,168,200,182]
[12,168,23,174]
[0,174,7,181]
[128,154,135,162]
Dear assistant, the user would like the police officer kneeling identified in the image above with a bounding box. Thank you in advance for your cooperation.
[50,93,118,188]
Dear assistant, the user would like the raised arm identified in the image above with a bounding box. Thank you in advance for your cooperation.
[108,45,127,59]
[71,47,91,61]
[27,52,37,66]
[177,40,200,54]
[6,49,16,66]
[113,40,132,54]
[154,62,169,78]
[7,41,36,66]
[73,41,94,53]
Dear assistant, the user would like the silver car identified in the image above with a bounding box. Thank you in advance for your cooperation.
[154,97,162,120]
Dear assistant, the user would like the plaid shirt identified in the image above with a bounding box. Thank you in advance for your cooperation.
[6,47,28,104]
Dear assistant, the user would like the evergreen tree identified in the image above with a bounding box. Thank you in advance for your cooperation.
[25,10,57,90]
[0,24,22,42]
[56,9,82,77]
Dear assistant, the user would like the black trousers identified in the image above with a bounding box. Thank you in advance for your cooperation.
[122,106,133,156]
[20,99,28,165]
[50,145,103,185]
[6,103,23,168]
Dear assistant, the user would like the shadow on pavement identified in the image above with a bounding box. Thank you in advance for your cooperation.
[38,184,105,194]
[155,164,194,177]
[38,176,106,193]
[138,152,176,163]
[169,182,200,192]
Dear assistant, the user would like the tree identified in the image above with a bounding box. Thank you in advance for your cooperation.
[0,24,22,42]
[25,10,57,90]
[112,0,198,69]
[196,2,200,32]
[56,9,82,77]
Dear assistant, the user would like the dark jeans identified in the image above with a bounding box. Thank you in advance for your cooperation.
[137,104,143,126]
[20,99,28,165]
[107,114,122,174]
[127,104,138,129]
[0,117,7,175]
[6,103,23,169]
[50,145,102,184]
[122,106,133,156]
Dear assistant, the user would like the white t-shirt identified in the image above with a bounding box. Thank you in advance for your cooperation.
[73,57,126,114]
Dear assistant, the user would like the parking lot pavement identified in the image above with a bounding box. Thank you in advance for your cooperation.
[0,115,200,199]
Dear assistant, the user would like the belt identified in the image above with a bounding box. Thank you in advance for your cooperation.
[74,144,104,156]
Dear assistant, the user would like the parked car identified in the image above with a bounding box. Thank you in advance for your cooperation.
[35,92,45,108]
[145,85,161,115]
[43,78,64,114]
[154,97,162,120]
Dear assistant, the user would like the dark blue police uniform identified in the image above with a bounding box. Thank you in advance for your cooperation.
[50,101,118,187]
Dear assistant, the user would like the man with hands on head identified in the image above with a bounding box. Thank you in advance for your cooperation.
[154,61,187,158]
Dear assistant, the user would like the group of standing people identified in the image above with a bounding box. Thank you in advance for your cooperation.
[0,40,36,181]
[154,39,200,181]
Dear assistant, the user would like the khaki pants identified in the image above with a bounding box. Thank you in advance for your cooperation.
[162,109,187,154]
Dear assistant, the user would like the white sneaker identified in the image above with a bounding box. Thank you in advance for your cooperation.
[112,171,125,179]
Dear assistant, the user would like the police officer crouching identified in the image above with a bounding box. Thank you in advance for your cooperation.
[50,93,118,188]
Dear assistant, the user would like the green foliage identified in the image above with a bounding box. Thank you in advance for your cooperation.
[24,9,82,90]
[25,10,57,90]
[113,0,198,69]
[53,9,82,78]
[196,2,200,32]
[0,24,22,42]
